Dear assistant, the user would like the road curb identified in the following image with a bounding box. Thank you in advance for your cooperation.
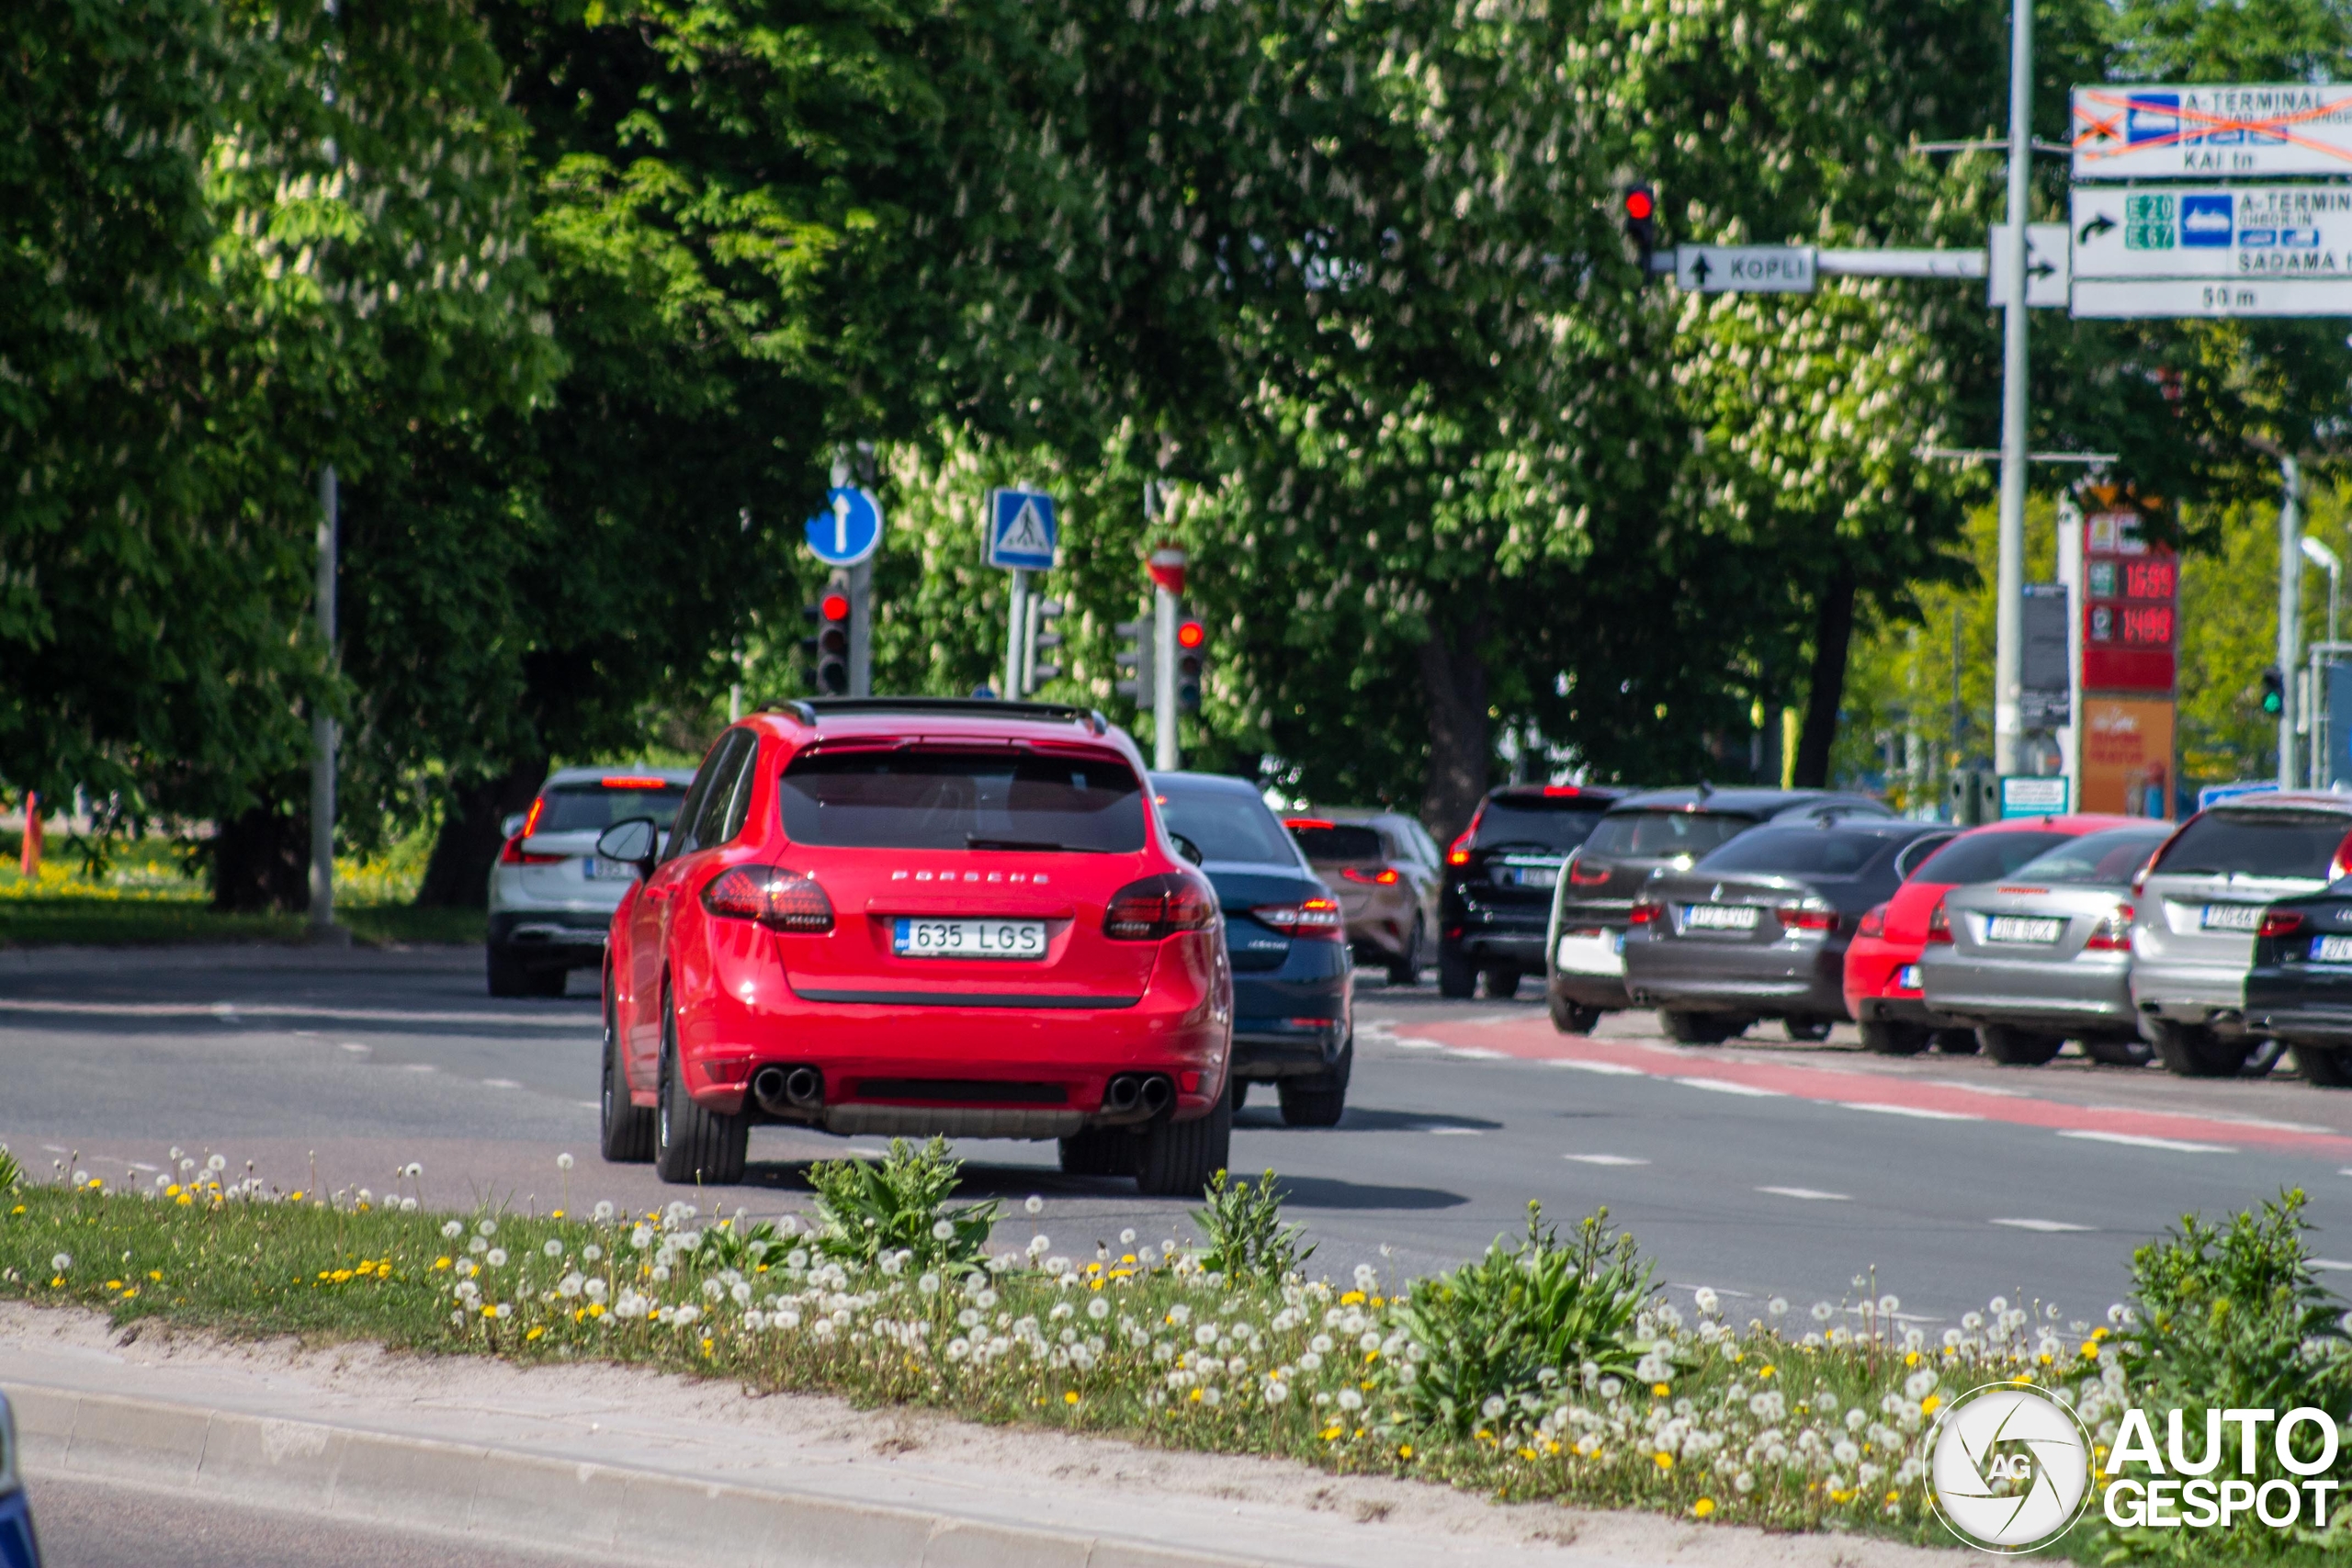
[10,1382,1259,1568]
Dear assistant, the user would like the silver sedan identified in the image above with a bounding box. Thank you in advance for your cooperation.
[1919,825,2174,1067]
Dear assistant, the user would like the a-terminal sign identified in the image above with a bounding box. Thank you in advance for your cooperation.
[987,488,1058,571]
[2071,84,2352,180]
[1674,245,1816,294]
[2070,185,2352,317]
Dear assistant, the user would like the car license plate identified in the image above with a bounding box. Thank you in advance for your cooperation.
[1495,864,1559,889]
[584,857,634,880]
[1898,964,1923,989]
[1985,915,2064,944]
[1682,904,1758,931]
[892,918,1047,960]
[2312,935,2352,964]
[2201,903,2263,932]
[1555,931,1623,976]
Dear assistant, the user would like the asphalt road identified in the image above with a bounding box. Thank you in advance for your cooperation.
[6,942,2352,1329]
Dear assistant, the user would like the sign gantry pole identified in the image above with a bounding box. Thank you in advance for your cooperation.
[1993,0,2034,777]
[2280,456,2304,787]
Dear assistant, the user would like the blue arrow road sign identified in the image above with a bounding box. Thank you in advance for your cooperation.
[988,489,1058,570]
[804,487,883,567]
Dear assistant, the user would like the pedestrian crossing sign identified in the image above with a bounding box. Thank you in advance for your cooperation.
[988,489,1058,570]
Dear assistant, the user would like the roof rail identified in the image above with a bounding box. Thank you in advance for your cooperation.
[799,696,1109,735]
[760,701,820,725]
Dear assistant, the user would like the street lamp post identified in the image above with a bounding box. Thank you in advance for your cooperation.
[1991,0,2034,777]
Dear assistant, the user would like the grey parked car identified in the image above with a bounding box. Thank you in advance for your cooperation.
[1920,824,2175,1066]
[486,766,695,997]
[1623,817,1948,1043]
[2131,793,2352,1077]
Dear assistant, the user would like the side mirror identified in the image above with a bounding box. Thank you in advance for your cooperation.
[500,812,527,840]
[596,817,660,877]
[1171,832,1205,866]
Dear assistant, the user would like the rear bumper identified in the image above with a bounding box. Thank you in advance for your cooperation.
[1625,939,1850,1020]
[490,909,610,964]
[1841,934,1963,1027]
[2130,960,2251,1028]
[1922,951,2135,1030]
[2248,967,2352,1040]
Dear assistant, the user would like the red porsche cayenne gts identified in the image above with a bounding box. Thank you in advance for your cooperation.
[595,698,1235,1194]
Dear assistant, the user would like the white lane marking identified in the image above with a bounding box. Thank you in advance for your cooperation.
[844,1145,888,1158]
[2057,1129,2233,1155]
[1989,1217,2093,1233]
[340,1043,370,1054]
[0,999,588,1029]
[403,1063,436,1073]
[1445,1047,1508,1060]
[1564,1154,1650,1166]
[1546,1059,1645,1077]
[2312,1258,2352,1272]
[482,1078,522,1089]
[1389,1038,1446,1051]
[125,1161,159,1172]
[1842,1102,1983,1122]
[1674,1077,1784,1098]
[576,1101,601,1111]
[1927,1078,2031,1099]
[1756,1185,1850,1201]
[1429,1127,1482,1136]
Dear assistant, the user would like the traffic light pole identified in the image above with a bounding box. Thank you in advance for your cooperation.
[2280,456,2304,788]
[1153,584,1179,772]
[847,557,873,697]
[1004,568,1029,699]
[309,464,341,941]
[1991,0,2033,778]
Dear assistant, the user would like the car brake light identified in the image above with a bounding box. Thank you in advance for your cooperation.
[499,823,564,867]
[520,796,547,838]
[1340,866,1400,885]
[1252,896,1345,940]
[1857,903,1887,939]
[601,775,668,790]
[2086,903,2137,950]
[1446,829,1474,867]
[700,866,834,932]
[1569,861,1611,886]
[1104,874,1217,940]
[1774,897,1838,932]
[1926,899,1952,943]
[1628,897,1665,926]
[2332,829,2352,883]
[1284,818,1336,830]
[1542,784,1581,797]
[2259,908,2307,938]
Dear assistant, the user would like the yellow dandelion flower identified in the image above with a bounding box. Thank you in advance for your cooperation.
[147,1270,162,1281]
[175,1193,192,1206]
[1905,1350,1920,1367]
[2080,1342,2098,1359]
[1340,1291,1364,1305]
[1398,1444,1413,1460]
[1692,1498,1714,1518]
[1885,1489,1902,1505]
[551,1210,565,1219]
[587,1303,605,1318]
[1321,1425,1342,1440]
[1518,1447,1538,1461]
[1064,1391,1080,1405]
[434,1257,453,1270]
[1191,1388,1204,1404]
[105,1280,121,1291]
[526,1326,545,1341]
[1654,1451,1674,1471]
[1757,1364,1775,1379]
[1652,1382,1670,1397]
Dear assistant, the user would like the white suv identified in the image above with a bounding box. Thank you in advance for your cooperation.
[486,766,693,997]
[2130,793,2352,1076]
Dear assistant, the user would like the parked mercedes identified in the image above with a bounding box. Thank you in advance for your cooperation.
[488,766,694,997]
[1842,815,2135,1055]
[1918,823,2176,1066]
[1286,809,1442,985]
[1544,787,1891,1034]
[1439,784,1625,998]
[1623,816,1948,1043]
[2245,883,2352,1088]
[2131,793,2352,1077]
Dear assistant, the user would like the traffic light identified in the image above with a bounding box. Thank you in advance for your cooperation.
[1114,616,1153,708]
[1026,597,1065,694]
[1623,183,1657,270]
[810,579,851,694]
[2261,665,2287,717]
[1174,608,1205,711]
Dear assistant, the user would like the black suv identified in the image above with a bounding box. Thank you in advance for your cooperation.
[1438,784,1626,998]
[1544,786,1892,1032]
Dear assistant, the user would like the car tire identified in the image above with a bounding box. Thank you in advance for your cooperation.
[1931,1028,1981,1055]
[2082,1032,2155,1068]
[486,945,536,998]
[1483,964,1522,1000]
[1232,1078,1250,1111]
[1386,919,1425,987]
[1782,1018,1834,1043]
[1549,997,1601,1035]
[2294,1042,2352,1089]
[1977,1023,2064,1066]
[2240,1037,2285,1078]
[1135,1084,1234,1196]
[2146,1018,2249,1078]
[1436,946,1476,998]
[1660,1009,1739,1045]
[1057,1127,1136,1176]
[652,992,748,1185]
[1278,1041,1352,1128]
[599,976,654,1164]
[1859,1020,1929,1055]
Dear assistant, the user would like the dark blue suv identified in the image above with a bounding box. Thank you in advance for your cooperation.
[1153,772,1354,1125]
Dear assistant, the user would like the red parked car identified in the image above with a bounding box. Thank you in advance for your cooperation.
[1842,814,2141,1055]
[595,698,1235,1194]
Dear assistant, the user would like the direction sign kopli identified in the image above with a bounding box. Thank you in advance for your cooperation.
[2070,185,2352,280]
[2071,84,2352,179]
[988,488,1059,571]
[1674,245,1816,294]
[804,487,883,567]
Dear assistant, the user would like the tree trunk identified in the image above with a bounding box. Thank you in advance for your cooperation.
[210,801,311,912]
[415,760,547,909]
[1792,566,1857,789]
[1418,617,1492,840]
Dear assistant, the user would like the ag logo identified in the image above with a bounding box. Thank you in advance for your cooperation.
[1927,1382,2094,1554]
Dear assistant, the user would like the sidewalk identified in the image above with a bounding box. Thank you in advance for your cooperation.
[0,1305,1965,1568]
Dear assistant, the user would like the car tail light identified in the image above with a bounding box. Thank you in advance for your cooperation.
[701,866,834,932]
[1775,897,1838,933]
[499,800,564,867]
[2332,830,2352,883]
[1569,860,1611,886]
[1104,874,1218,940]
[1340,867,1400,885]
[1628,897,1665,926]
[2086,903,2136,951]
[601,775,668,790]
[1251,896,1345,940]
[1926,899,1952,944]
[1856,903,1887,940]
[1446,829,1474,867]
[2259,908,2307,938]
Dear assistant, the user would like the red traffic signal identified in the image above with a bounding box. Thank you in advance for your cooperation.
[1623,183,1657,266]
[1623,188,1654,222]
[820,592,851,622]
[1176,619,1205,650]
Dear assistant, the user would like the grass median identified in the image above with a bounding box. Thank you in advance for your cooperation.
[2,1145,2346,1562]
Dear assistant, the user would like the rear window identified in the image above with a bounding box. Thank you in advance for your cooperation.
[2153,811,2351,880]
[1159,787,1299,865]
[1695,827,1897,876]
[2009,827,2173,886]
[778,750,1145,852]
[1907,829,2073,886]
[1581,810,1753,860]
[1289,823,1385,863]
[1473,800,1609,853]
[537,783,688,832]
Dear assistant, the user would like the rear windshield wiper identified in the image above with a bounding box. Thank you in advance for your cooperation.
[965,836,1102,853]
